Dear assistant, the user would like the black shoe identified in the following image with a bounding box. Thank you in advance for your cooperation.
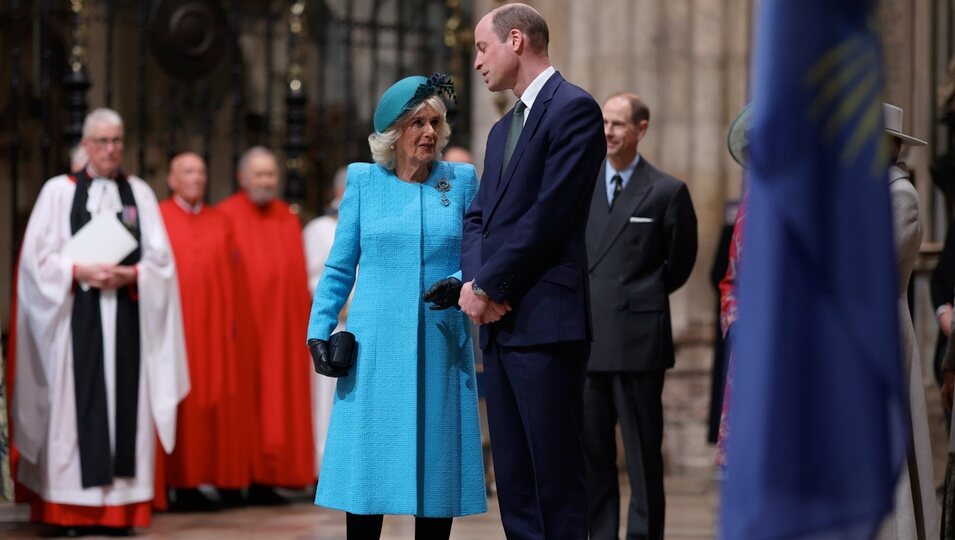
[217,488,247,509]
[247,484,289,506]
[95,526,136,537]
[169,487,222,512]
[48,526,84,538]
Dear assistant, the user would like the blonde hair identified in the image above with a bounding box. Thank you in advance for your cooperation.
[368,96,451,170]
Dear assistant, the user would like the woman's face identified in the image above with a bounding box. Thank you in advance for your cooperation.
[396,105,442,166]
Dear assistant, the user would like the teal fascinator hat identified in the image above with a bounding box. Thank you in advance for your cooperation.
[373,73,456,133]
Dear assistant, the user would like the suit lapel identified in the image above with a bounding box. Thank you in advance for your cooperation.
[484,72,564,225]
[480,123,506,202]
[589,158,654,270]
[586,162,610,261]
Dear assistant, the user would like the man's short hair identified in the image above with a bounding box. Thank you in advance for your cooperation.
[237,146,277,176]
[607,92,650,125]
[82,108,124,139]
[169,151,205,172]
[491,3,549,54]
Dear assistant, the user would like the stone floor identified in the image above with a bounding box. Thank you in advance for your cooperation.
[10,362,951,540]
[0,473,718,539]
[3,373,952,539]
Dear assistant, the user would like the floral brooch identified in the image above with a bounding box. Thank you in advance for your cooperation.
[436,179,451,206]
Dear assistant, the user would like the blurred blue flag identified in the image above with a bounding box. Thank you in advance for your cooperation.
[722,0,908,538]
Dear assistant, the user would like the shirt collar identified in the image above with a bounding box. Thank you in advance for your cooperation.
[174,194,203,214]
[606,154,641,181]
[519,66,556,113]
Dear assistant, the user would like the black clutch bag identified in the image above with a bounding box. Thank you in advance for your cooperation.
[329,331,356,373]
[309,331,356,378]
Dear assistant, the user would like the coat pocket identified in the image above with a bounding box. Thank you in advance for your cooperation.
[626,293,667,312]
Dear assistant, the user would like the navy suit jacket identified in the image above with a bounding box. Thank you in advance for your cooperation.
[462,72,605,349]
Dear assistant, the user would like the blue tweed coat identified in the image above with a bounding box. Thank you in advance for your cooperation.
[307,161,487,517]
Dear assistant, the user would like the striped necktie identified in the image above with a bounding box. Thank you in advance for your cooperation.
[610,174,623,209]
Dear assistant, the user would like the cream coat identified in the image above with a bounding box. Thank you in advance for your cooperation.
[878,165,938,539]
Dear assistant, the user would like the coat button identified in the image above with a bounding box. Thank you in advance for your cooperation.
[483,231,489,238]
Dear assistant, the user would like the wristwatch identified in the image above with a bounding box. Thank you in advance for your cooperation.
[471,281,489,298]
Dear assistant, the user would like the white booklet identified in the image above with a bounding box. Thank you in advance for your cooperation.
[62,212,139,265]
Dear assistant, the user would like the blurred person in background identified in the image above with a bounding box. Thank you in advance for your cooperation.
[217,147,315,504]
[159,152,252,511]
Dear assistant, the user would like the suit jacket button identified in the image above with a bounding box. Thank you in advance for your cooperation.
[483,231,489,238]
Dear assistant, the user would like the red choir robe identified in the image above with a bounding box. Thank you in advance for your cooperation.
[159,199,254,490]
[216,192,315,486]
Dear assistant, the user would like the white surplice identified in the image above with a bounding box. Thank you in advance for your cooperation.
[303,214,346,474]
[14,174,189,506]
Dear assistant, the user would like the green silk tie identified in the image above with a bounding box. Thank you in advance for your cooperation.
[502,99,527,174]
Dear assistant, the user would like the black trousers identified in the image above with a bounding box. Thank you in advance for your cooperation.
[346,513,452,540]
[583,371,666,540]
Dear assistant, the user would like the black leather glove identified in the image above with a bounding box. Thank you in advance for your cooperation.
[309,333,356,378]
[423,277,463,310]
[308,338,331,375]
[308,338,341,377]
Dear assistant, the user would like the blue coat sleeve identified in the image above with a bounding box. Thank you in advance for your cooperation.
[452,162,480,283]
[307,163,363,340]
[461,163,479,212]
[461,156,487,283]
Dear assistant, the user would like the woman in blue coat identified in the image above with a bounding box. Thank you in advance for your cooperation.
[306,74,487,539]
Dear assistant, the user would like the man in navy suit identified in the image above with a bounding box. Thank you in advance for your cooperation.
[459,4,605,538]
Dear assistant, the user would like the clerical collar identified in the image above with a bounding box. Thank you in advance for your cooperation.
[86,165,118,181]
[174,194,203,214]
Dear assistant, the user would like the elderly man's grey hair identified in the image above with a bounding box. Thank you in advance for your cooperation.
[237,146,278,177]
[367,96,451,170]
[82,108,124,139]
[69,145,88,172]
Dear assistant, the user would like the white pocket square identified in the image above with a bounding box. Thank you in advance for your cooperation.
[629,217,653,223]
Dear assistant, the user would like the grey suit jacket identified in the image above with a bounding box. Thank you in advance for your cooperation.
[585,157,698,371]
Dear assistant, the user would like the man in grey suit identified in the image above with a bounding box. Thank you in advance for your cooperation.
[583,93,698,540]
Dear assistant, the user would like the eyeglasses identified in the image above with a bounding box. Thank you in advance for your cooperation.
[89,137,124,148]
